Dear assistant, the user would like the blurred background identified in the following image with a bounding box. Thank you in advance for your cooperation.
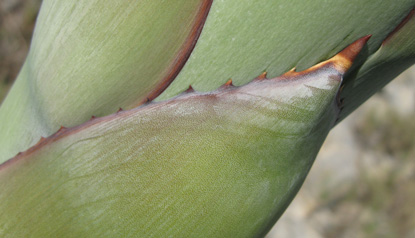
[268,67,415,238]
[1,1,414,237]
[0,0,39,101]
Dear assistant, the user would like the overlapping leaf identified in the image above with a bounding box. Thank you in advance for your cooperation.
[0,40,364,237]
[0,1,414,237]
[338,9,415,121]
[0,0,213,162]
[1,1,414,162]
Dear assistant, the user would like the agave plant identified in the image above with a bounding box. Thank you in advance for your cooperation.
[0,1,414,237]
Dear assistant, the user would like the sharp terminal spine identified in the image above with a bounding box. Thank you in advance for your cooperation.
[330,35,371,74]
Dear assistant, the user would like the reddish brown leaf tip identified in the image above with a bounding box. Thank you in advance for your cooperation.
[90,115,96,120]
[278,36,369,80]
[331,35,371,73]
[185,85,195,93]
[117,108,123,113]
[254,72,268,80]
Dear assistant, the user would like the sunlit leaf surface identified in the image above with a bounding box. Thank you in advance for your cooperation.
[0,40,365,237]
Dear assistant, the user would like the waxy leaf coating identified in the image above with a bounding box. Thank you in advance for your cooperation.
[0,0,213,163]
[0,38,367,237]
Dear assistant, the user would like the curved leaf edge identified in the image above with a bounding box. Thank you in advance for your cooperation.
[134,0,214,106]
[337,7,415,123]
[0,36,370,168]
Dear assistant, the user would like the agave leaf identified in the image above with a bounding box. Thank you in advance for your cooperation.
[0,39,365,237]
[338,9,415,122]
[157,0,415,101]
[0,0,212,162]
[1,1,414,162]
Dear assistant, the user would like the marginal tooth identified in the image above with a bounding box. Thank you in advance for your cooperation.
[35,136,47,146]
[281,67,297,77]
[254,72,268,80]
[219,79,233,89]
[117,108,123,113]
[280,35,371,80]
[58,126,67,132]
[145,97,151,103]
[185,85,195,93]
[90,115,96,120]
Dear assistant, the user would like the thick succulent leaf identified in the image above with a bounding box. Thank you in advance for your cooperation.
[1,1,414,162]
[0,40,365,237]
[157,0,414,100]
[0,0,212,163]
[338,9,415,122]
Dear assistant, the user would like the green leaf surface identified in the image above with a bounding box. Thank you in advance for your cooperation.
[338,9,415,122]
[0,0,212,163]
[157,0,414,101]
[0,43,360,237]
[1,1,414,163]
